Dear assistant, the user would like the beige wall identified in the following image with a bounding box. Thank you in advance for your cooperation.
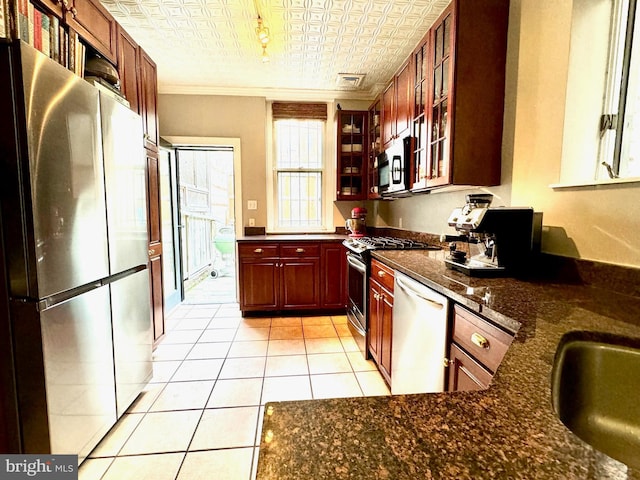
[508,0,640,267]
[158,0,640,268]
[158,95,269,229]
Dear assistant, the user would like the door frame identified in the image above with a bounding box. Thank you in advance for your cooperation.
[161,136,243,302]
[158,145,183,311]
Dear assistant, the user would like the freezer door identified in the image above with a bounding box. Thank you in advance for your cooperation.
[100,92,149,274]
[111,269,152,418]
[15,44,110,298]
[39,286,116,461]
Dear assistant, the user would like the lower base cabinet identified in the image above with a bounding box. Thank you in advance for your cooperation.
[238,240,346,313]
[281,257,320,309]
[368,259,394,385]
[448,343,493,391]
[447,305,514,391]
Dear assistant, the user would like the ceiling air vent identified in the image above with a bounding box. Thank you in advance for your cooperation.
[336,73,366,89]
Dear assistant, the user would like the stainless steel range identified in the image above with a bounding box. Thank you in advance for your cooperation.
[342,236,440,357]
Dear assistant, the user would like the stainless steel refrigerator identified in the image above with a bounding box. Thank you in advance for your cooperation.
[0,41,152,461]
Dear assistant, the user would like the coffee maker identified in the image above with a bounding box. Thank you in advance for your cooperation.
[346,207,367,237]
[445,194,541,277]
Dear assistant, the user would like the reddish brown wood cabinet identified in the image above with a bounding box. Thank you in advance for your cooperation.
[116,28,163,343]
[116,26,141,114]
[336,111,368,200]
[140,50,159,150]
[238,240,346,314]
[320,243,347,309]
[414,0,509,191]
[448,343,493,391]
[281,244,320,309]
[367,97,382,199]
[239,259,279,310]
[368,259,394,385]
[381,81,395,150]
[146,149,165,343]
[65,0,118,63]
[447,305,514,392]
[394,60,413,141]
[381,60,413,151]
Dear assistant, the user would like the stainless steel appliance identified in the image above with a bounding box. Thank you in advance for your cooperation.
[392,272,448,394]
[343,236,439,357]
[0,42,151,460]
[378,136,413,197]
[445,194,541,276]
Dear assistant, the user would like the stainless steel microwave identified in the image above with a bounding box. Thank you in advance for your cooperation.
[377,136,413,197]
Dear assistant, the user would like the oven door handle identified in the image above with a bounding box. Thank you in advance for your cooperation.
[347,255,367,274]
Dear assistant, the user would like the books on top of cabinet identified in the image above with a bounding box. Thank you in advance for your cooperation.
[4,0,85,76]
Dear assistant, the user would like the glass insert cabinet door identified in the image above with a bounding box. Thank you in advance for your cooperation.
[337,111,367,200]
[413,37,429,190]
[428,11,452,187]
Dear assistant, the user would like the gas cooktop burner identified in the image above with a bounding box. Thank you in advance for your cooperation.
[344,236,440,254]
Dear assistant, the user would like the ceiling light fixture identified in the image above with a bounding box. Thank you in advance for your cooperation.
[256,17,270,45]
[256,15,270,63]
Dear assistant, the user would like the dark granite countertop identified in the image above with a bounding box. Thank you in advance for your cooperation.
[237,233,347,242]
[257,249,640,479]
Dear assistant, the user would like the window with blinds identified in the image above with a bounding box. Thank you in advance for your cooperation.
[270,102,329,231]
[274,119,324,228]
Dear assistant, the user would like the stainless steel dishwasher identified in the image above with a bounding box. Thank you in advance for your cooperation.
[392,271,449,394]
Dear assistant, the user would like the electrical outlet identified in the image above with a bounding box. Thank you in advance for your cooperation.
[248,200,257,210]
[249,218,255,227]
[399,217,403,229]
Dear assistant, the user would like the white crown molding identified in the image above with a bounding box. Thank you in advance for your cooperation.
[158,83,377,101]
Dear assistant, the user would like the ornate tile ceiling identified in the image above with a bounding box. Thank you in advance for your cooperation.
[101,0,451,98]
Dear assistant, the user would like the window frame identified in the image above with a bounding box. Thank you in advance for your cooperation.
[554,0,640,188]
[266,102,335,233]
[600,0,638,178]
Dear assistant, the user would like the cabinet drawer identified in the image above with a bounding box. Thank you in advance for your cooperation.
[452,305,513,373]
[238,243,279,259]
[280,244,320,257]
[370,259,394,292]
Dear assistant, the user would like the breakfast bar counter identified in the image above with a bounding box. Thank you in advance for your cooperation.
[256,250,640,479]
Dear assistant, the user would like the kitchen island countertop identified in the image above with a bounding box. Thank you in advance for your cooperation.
[256,249,640,479]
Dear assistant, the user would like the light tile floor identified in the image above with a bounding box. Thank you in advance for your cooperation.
[79,303,390,480]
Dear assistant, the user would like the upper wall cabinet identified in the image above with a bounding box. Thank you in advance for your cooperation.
[117,25,141,114]
[381,60,413,151]
[337,110,368,200]
[140,49,159,150]
[64,0,118,64]
[368,97,382,199]
[412,0,509,191]
[31,0,117,64]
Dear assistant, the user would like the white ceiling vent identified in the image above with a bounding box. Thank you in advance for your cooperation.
[336,73,366,89]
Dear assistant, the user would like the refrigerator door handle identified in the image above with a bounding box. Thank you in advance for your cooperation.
[37,280,104,311]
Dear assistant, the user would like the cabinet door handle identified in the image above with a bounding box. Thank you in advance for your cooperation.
[377,270,385,278]
[254,248,263,253]
[471,332,490,349]
[296,248,305,253]
[148,249,155,256]
[443,358,454,367]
